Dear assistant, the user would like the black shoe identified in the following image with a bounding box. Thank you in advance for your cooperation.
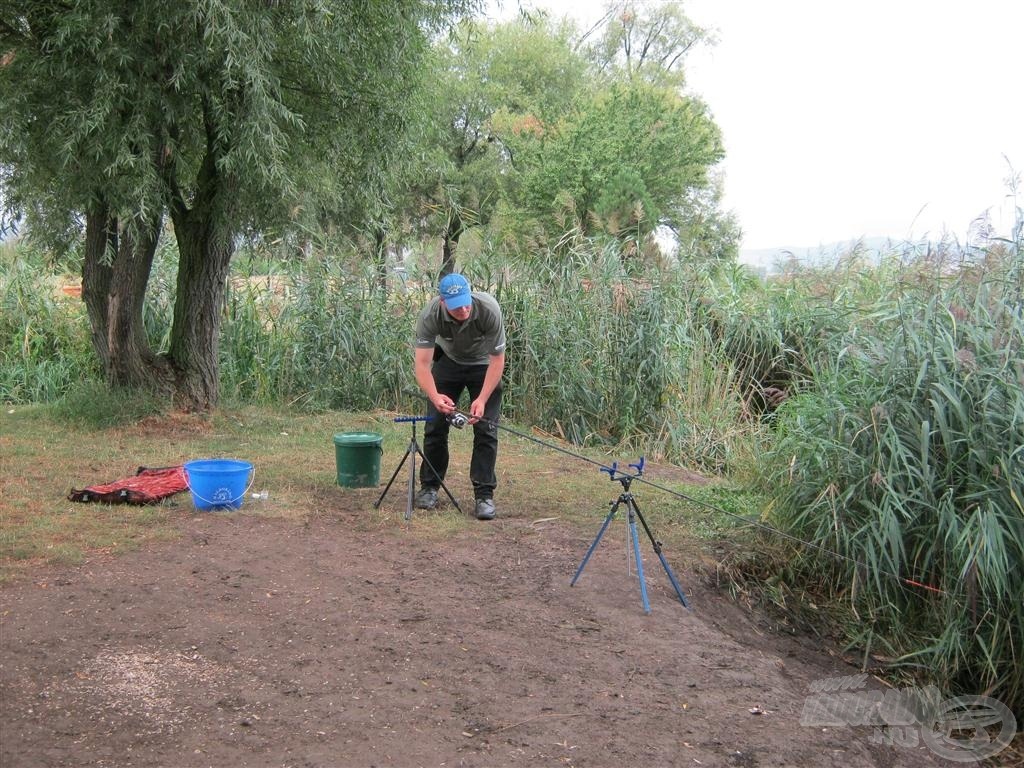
[415,487,438,509]
[474,498,496,520]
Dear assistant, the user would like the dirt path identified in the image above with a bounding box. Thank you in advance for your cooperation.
[1,506,954,768]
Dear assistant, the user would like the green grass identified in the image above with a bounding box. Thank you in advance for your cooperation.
[0,403,724,582]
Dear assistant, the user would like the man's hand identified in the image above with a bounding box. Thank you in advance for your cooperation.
[467,352,505,425]
[468,397,486,424]
[415,347,455,414]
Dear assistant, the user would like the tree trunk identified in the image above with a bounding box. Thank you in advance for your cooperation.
[82,206,174,395]
[374,226,388,293]
[168,209,235,411]
[82,199,234,411]
[440,208,463,276]
[82,208,115,363]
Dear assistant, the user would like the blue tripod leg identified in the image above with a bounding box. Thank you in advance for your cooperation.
[627,503,651,614]
[654,550,690,609]
[571,501,620,586]
[632,500,690,609]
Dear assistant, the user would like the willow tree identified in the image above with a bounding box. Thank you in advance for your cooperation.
[480,1,732,260]
[510,81,727,254]
[0,0,473,409]
[388,16,588,275]
[584,0,711,89]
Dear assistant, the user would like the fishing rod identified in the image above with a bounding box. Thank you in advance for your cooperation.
[457,411,953,601]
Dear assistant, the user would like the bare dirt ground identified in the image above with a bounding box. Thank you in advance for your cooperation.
[0,491,964,768]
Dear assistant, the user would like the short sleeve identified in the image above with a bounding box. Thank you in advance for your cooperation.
[414,302,440,349]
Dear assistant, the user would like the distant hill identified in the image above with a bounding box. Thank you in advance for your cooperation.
[738,236,922,272]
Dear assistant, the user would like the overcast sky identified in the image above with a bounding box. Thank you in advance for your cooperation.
[484,1,1024,251]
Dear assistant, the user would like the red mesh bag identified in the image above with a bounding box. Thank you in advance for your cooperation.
[68,466,188,505]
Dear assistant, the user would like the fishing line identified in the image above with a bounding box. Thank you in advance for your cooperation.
[469,412,970,604]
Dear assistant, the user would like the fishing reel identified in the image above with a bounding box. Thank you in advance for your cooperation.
[446,412,469,429]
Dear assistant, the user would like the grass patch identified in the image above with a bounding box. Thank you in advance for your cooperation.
[0,404,723,583]
[49,381,169,429]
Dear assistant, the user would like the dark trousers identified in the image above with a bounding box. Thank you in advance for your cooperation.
[420,354,502,500]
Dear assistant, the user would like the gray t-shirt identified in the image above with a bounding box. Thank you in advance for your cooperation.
[414,291,507,366]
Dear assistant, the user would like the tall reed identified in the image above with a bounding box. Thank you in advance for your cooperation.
[0,234,775,472]
[759,245,1024,713]
[490,245,767,471]
[0,243,98,403]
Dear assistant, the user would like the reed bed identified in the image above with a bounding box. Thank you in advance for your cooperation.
[759,244,1024,712]
[0,249,98,403]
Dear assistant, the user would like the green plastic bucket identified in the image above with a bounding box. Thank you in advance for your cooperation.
[334,432,383,488]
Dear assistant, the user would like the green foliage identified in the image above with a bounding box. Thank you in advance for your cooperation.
[284,259,421,412]
[0,0,477,239]
[0,233,768,466]
[594,167,660,239]
[759,247,1024,713]
[488,245,765,472]
[484,16,590,122]
[0,241,99,403]
[1,0,480,409]
[511,81,724,248]
[584,1,712,89]
[674,482,768,540]
[390,15,591,258]
[141,235,178,353]
[498,250,669,444]
[49,380,167,429]
[379,10,734,266]
[699,258,863,402]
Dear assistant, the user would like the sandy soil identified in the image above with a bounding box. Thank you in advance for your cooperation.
[1,498,960,768]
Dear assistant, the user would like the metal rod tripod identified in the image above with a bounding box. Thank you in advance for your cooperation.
[374,416,462,520]
[571,458,690,613]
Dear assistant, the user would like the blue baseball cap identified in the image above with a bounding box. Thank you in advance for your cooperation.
[438,273,472,310]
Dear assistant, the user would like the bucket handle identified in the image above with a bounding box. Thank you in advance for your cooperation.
[184,466,256,508]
